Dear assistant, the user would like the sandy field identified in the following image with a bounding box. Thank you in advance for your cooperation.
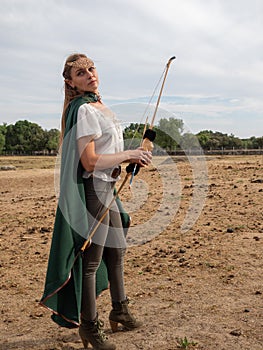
[0,155,262,350]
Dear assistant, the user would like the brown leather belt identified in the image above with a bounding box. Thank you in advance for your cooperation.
[111,166,121,179]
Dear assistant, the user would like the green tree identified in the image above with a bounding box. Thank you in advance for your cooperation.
[45,128,60,153]
[246,136,263,149]
[0,123,7,154]
[5,120,46,153]
[196,130,211,149]
[226,133,243,148]
[256,136,263,148]
[181,132,201,151]
[250,138,256,148]
[123,123,145,149]
[123,118,184,152]
[196,130,243,150]
[155,117,184,151]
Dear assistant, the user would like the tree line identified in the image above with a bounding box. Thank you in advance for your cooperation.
[123,118,263,152]
[0,120,60,155]
[0,118,262,155]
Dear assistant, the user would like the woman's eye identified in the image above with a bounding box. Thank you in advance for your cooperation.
[77,70,85,76]
[89,66,96,72]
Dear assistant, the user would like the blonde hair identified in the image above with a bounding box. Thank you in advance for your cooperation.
[60,53,90,142]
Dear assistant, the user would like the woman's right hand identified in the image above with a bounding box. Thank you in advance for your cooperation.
[126,147,152,167]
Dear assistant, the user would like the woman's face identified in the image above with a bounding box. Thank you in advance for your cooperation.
[66,59,99,94]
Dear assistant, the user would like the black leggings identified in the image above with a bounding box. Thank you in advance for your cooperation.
[81,177,126,321]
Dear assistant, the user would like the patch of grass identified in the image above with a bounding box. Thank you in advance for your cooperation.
[235,225,245,230]
[177,337,197,349]
[225,265,235,271]
[0,156,56,170]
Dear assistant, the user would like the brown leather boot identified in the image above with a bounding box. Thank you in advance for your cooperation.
[79,314,116,350]
[109,297,143,332]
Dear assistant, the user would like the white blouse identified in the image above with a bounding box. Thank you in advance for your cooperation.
[76,103,123,181]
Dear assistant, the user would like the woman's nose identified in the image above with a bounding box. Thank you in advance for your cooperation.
[86,69,93,76]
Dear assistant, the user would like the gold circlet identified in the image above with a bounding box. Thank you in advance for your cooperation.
[67,57,94,69]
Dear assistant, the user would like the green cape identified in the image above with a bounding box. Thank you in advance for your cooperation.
[40,93,130,328]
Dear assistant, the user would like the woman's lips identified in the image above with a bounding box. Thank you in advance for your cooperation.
[88,79,97,85]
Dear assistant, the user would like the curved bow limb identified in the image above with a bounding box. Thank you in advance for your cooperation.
[142,56,176,149]
[129,56,176,185]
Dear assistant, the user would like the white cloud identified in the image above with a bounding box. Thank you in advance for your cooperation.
[0,0,262,138]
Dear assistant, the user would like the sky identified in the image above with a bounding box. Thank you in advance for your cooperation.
[1,0,262,138]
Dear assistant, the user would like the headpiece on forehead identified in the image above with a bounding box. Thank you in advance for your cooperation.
[67,57,94,69]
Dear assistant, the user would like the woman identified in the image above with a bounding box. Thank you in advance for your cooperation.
[40,53,152,350]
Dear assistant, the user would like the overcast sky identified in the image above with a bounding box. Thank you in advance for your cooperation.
[1,0,262,138]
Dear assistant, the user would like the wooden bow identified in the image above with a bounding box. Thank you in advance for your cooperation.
[80,56,175,252]
[142,56,176,150]
[129,56,176,184]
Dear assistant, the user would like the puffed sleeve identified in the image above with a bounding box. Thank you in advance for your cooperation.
[76,104,102,141]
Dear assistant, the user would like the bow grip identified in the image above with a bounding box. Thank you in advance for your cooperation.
[126,162,140,175]
[143,129,156,142]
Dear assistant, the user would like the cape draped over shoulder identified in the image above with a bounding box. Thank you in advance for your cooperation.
[40,93,130,328]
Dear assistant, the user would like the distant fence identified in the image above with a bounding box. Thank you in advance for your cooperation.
[204,148,262,156]
[0,150,58,156]
[1,148,262,157]
[166,148,263,156]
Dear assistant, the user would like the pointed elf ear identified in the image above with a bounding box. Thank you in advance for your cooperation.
[65,79,75,88]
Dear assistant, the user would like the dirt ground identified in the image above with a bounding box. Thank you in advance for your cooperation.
[0,155,262,350]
